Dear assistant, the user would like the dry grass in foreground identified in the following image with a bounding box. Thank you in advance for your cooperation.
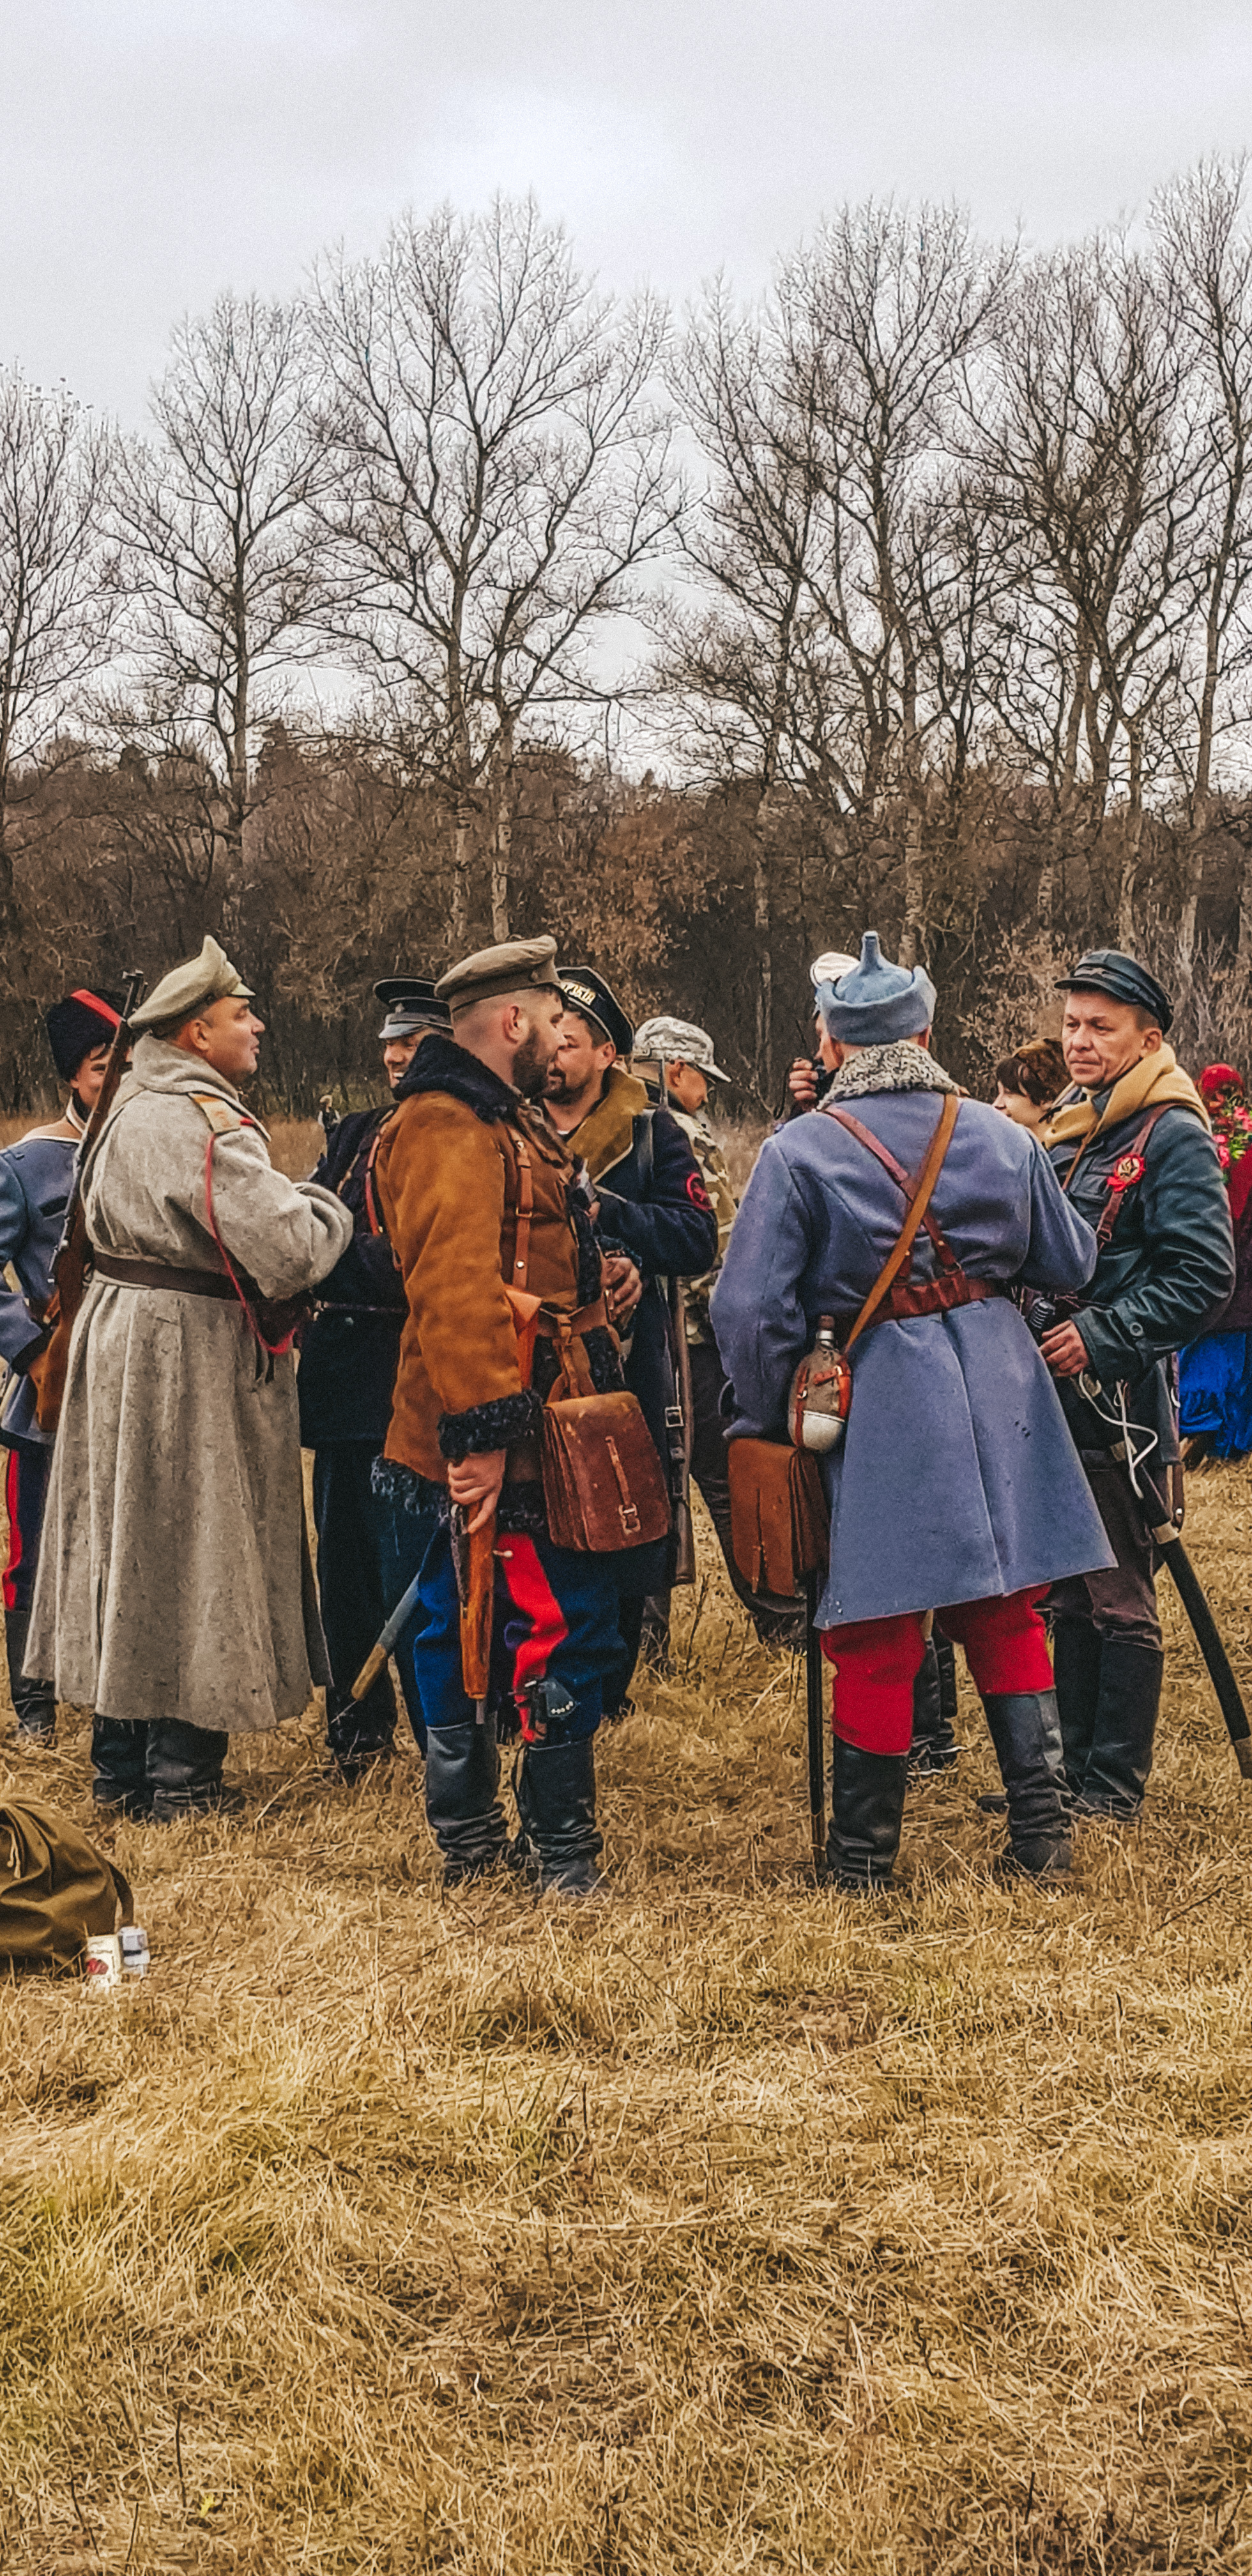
[2,1475,1252,2573]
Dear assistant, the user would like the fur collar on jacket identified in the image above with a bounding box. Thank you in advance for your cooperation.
[825,1041,961,1103]
[562,1064,650,1180]
[392,1031,524,1124]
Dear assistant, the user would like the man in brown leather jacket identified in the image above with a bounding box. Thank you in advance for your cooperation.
[373,935,625,1894]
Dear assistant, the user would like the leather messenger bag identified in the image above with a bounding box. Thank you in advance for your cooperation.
[504,1135,671,1556]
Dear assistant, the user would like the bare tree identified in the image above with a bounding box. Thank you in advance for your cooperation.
[111,292,331,894]
[0,370,116,940]
[978,237,1205,949]
[1154,159,1252,990]
[312,195,679,946]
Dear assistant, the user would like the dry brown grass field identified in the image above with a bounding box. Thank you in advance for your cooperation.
[3,1110,1252,2570]
[1,1455,1250,2575]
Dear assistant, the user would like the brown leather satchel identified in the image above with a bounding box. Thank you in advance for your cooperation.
[728,1441,829,1602]
[539,1309,670,1554]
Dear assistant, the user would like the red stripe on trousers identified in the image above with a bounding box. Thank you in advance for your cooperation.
[820,1587,1053,1753]
[494,1536,569,1708]
[3,1450,22,1613]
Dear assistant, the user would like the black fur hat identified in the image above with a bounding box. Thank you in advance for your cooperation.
[45,989,125,1082]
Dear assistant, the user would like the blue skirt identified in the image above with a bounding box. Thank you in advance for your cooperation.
[1179,1330,1252,1459]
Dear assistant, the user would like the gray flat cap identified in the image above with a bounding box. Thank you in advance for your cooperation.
[130,935,253,1031]
[633,1014,731,1082]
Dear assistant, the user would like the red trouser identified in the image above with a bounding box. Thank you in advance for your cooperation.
[820,1590,1054,1754]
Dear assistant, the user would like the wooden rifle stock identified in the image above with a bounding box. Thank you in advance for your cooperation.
[27,969,146,1435]
[461,1514,496,1713]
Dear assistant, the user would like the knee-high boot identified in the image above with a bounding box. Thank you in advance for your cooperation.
[1051,1616,1104,1797]
[827,1739,908,1892]
[1076,1641,1164,1820]
[425,1718,507,1883]
[514,1736,603,1896]
[981,1690,1071,1879]
[148,1721,241,1822]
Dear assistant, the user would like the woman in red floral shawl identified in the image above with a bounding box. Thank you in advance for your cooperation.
[1179,1062,1252,1462]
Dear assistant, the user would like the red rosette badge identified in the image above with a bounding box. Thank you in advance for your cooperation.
[1107,1151,1145,1193]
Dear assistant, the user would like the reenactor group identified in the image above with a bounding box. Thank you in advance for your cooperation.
[0,921,1236,1893]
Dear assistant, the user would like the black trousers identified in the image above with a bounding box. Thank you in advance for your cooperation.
[312,1445,429,1760]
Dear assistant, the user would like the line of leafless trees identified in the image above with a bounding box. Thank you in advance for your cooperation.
[6,165,1252,1110]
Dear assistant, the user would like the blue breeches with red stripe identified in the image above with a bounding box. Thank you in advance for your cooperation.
[413,1521,620,1742]
[4,1443,50,1616]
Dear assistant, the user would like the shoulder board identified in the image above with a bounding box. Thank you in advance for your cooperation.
[188,1089,249,1138]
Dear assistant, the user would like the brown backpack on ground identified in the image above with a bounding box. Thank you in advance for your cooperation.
[0,1799,134,1974]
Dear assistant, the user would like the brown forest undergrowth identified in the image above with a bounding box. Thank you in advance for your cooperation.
[1,1450,1251,2573]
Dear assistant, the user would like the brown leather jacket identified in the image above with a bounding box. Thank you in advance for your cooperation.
[375,1034,599,1485]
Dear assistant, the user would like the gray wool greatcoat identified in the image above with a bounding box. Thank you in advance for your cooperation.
[711,1061,1116,1630]
[26,1038,353,1731]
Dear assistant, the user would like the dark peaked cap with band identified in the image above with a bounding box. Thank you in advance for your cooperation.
[435,935,563,1015]
[374,976,452,1039]
[556,967,634,1060]
[45,988,125,1081]
[1055,948,1173,1034]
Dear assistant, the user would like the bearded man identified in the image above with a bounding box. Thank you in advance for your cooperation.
[372,937,626,1895]
[26,937,353,1820]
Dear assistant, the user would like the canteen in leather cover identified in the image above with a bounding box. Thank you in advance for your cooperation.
[787,1317,851,1453]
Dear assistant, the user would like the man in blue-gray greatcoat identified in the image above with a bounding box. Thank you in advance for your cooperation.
[0,988,124,1745]
[712,933,1115,1891]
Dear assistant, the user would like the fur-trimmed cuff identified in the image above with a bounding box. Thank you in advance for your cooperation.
[370,1456,447,1519]
[438,1387,544,1460]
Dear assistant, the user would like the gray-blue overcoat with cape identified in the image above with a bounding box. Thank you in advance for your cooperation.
[711,1054,1115,1629]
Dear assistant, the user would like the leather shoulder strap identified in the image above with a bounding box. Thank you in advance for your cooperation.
[827,1100,962,1275]
[1092,1101,1172,1248]
[844,1092,961,1353]
[499,1130,535,1291]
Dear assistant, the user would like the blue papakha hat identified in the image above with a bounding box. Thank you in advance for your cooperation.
[818,932,937,1045]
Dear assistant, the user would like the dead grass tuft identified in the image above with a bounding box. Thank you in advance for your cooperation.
[3,1472,1252,2570]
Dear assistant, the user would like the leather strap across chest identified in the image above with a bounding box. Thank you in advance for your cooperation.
[1062,1102,1170,1248]
[821,1093,997,1339]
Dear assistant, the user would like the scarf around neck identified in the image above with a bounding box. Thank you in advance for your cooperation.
[824,1040,961,1103]
[1041,1043,1209,1185]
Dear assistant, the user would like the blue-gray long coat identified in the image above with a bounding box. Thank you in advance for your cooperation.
[711,1091,1115,1628]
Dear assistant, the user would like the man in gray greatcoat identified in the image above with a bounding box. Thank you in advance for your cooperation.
[26,937,352,1820]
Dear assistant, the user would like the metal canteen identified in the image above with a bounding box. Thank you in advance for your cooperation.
[788,1318,851,1453]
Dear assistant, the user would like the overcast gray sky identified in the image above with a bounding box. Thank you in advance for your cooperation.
[5,0,1252,424]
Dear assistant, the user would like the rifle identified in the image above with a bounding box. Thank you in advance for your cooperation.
[452,1504,495,1723]
[29,969,146,1435]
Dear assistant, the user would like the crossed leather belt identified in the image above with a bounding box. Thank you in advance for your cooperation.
[93,1249,236,1300]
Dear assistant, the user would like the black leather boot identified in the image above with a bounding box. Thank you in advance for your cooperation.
[1076,1641,1164,1820]
[148,1721,241,1822]
[1051,1616,1104,1797]
[91,1715,154,1816]
[981,1690,1071,1879]
[908,1638,959,1781]
[425,1719,507,1884]
[5,1607,56,1745]
[513,1736,603,1895]
[827,1739,908,1892]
